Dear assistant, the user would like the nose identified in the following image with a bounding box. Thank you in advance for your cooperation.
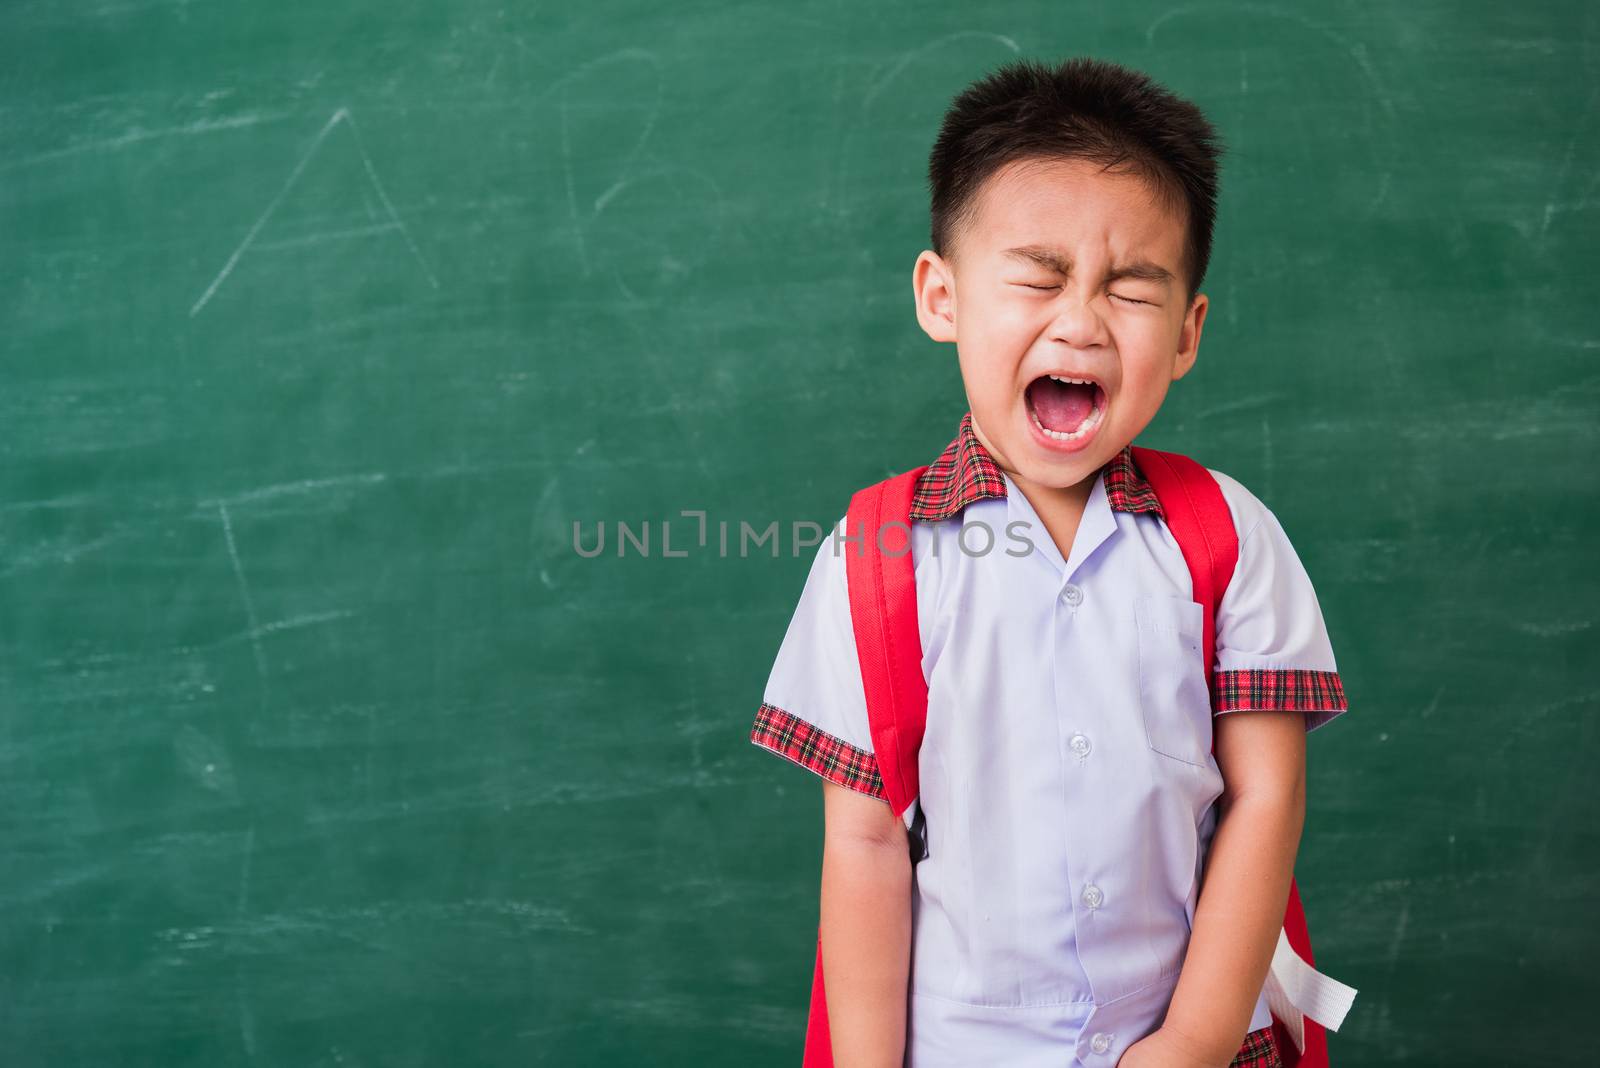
[1047,287,1112,349]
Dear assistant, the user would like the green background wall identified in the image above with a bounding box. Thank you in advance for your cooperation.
[3,1,1595,1064]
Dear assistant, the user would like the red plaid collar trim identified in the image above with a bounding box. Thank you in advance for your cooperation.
[909,412,1164,522]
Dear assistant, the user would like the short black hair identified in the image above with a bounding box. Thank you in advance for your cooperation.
[927,56,1225,305]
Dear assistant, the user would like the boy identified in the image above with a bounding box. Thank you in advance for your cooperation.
[750,57,1348,1067]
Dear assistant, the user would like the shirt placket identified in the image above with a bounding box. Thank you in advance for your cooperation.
[1029,476,1150,1064]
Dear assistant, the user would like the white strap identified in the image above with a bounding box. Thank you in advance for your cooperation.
[1262,927,1358,1053]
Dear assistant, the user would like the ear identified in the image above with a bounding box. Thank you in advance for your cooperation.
[1171,291,1208,380]
[913,250,958,343]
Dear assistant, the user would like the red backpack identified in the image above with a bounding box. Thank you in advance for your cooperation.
[801,446,1354,1067]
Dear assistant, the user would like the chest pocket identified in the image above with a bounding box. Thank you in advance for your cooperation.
[1134,593,1213,766]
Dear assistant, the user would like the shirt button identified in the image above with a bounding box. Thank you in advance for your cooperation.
[1090,1031,1114,1054]
[1068,732,1092,758]
[1060,583,1083,606]
[1080,883,1104,910]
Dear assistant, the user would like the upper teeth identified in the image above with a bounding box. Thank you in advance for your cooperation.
[1048,375,1093,385]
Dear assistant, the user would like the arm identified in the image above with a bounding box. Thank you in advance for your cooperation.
[819,779,912,1068]
[1151,708,1307,1066]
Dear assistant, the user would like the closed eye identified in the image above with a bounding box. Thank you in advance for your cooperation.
[1015,283,1151,306]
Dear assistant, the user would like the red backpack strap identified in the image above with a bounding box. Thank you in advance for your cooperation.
[1129,445,1330,1068]
[804,465,930,1068]
[840,465,930,820]
[1128,445,1238,704]
[803,937,831,1068]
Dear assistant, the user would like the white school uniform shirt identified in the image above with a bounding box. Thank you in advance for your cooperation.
[750,412,1349,1068]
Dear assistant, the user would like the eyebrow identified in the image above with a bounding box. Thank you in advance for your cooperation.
[1000,245,1176,287]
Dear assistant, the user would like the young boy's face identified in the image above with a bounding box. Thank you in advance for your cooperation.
[913,156,1208,500]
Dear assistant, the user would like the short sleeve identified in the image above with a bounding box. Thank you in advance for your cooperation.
[1208,470,1350,733]
[748,515,887,801]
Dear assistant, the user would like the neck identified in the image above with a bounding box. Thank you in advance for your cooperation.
[1008,466,1097,520]
[968,417,1105,559]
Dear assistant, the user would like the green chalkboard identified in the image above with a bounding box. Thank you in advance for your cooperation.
[2,2,1595,1065]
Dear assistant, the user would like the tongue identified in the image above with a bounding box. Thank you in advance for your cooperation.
[1028,378,1096,433]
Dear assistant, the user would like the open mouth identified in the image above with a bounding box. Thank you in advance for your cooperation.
[1025,373,1106,442]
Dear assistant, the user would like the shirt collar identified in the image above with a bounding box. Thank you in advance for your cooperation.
[909,411,1164,523]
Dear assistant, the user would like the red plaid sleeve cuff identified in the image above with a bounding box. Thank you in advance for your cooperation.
[1213,667,1348,731]
[749,702,886,801]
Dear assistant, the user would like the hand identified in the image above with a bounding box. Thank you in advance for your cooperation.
[1115,1026,1230,1068]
